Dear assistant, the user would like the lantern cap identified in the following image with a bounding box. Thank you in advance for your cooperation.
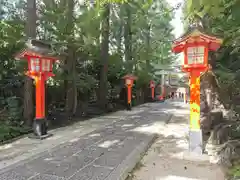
[172,24,223,53]
[15,38,58,60]
[122,74,138,80]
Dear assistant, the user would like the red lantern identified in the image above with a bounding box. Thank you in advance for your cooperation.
[122,74,137,87]
[172,28,222,75]
[122,74,137,109]
[15,39,58,138]
[149,80,155,100]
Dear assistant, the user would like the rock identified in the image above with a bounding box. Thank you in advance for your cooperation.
[200,113,212,134]
[200,101,209,113]
[206,140,240,167]
[207,123,231,146]
[218,140,240,167]
[210,110,223,128]
[222,105,239,121]
[206,122,240,167]
[229,123,240,139]
[106,103,114,112]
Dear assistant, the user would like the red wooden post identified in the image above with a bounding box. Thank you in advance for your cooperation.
[127,85,132,104]
[35,74,46,119]
[150,80,155,101]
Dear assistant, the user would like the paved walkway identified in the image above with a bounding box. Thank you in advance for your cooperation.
[131,100,225,180]
[0,102,174,180]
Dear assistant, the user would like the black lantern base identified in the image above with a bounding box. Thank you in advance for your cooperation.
[127,103,132,111]
[29,118,52,140]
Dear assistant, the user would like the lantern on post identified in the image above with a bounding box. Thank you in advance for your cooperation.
[172,25,222,154]
[15,39,58,139]
[122,74,137,110]
[149,80,155,101]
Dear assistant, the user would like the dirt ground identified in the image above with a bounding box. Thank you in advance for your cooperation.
[130,102,225,180]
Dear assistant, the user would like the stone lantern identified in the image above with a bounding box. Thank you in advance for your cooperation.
[15,39,58,139]
[122,74,137,110]
[172,25,222,154]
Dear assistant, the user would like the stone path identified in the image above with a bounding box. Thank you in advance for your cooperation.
[0,102,173,180]
[130,100,225,180]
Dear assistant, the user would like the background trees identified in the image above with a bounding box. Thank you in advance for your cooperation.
[0,0,175,141]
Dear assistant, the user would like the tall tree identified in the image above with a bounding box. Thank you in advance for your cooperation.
[24,0,36,126]
[65,0,78,117]
[98,4,110,109]
[124,4,133,72]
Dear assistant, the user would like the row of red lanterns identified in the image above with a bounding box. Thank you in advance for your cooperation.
[14,25,223,149]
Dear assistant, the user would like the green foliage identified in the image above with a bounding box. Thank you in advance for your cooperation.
[6,97,22,123]
[0,124,30,143]
[228,163,240,179]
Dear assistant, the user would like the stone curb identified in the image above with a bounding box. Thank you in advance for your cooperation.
[105,133,158,180]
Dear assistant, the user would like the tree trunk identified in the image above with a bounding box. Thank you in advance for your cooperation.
[24,0,36,126]
[124,4,132,72]
[117,5,123,56]
[65,0,77,117]
[98,4,110,109]
[146,23,151,70]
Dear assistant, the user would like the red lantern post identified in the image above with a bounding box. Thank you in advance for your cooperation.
[149,80,155,101]
[122,74,137,110]
[15,39,58,139]
[172,26,222,154]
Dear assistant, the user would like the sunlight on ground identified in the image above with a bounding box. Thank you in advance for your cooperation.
[98,140,120,148]
[69,137,80,143]
[0,144,13,150]
[47,135,62,140]
[102,116,121,119]
[73,129,82,133]
[159,175,200,180]
[129,122,164,135]
[129,115,141,118]
[129,110,193,162]
[122,124,134,127]
[158,108,189,115]
[148,110,168,114]
[125,109,145,114]
[89,133,101,137]
[130,121,188,139]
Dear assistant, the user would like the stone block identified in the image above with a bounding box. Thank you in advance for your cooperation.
[210,110,223,128]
